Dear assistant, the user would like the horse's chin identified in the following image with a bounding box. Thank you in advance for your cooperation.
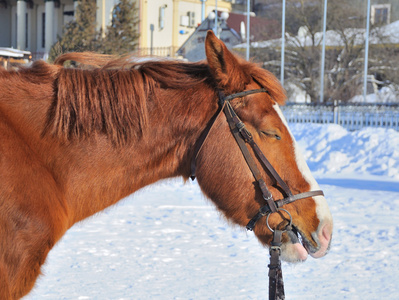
[281,242,309,263]
[279,225,332,262]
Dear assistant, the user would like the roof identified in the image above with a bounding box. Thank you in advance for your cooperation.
[226,12,281,41]
[0,47,31,58]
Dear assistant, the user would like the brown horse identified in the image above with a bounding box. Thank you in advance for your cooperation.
[0,31,332,299]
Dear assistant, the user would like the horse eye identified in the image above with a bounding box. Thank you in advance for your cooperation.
[261,130,281,140]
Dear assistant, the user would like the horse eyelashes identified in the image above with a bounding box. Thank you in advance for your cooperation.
[260,130,281,140]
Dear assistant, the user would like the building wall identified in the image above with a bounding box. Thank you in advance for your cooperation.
[28,4,37,51]
[139,0,174,49]
[35,4,46,53]
[0,0,232,57]
[0,0,74,56]
[0,5,11,47]
[10,5,16,48]
[139,0,231,51]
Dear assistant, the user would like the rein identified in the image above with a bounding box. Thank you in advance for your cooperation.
[190,88,324,300]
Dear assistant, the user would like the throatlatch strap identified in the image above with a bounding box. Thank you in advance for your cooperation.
[190,101,226,180]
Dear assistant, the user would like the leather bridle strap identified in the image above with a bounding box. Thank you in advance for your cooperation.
[269,230,285,300]
[190,99,226,181]
[246,190,324,231]
[223,99,280,213]
[223,98,293,197]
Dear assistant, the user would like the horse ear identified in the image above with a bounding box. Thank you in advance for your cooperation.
[205,31,249,93]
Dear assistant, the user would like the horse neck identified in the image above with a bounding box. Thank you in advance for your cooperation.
[0,67,217,226]
[49,85,217,226]
[0,69,53,140]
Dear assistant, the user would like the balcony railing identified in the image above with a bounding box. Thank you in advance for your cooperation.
[31,46,179,62]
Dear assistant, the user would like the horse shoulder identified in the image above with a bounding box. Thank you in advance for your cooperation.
[0,120,69,299]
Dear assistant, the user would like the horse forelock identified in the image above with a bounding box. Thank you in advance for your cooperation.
[240,61,286,106]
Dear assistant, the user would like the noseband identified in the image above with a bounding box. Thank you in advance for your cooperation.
[190,88,324,231]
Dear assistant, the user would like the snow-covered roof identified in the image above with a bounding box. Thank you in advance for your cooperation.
[0,47,31,58]
[235,20,399,48]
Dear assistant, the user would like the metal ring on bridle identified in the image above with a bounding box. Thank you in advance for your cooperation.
[266,208,292,233]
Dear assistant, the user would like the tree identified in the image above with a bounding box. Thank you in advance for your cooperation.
[49,0,100,62]
[363,28,399,102]
[102,0,140,55]
[49,0,139,61]
[249,0,399,103]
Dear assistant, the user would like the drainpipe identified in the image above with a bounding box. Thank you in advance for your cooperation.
[201,0,206,22]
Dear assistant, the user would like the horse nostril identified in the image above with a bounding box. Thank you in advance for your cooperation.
[321,223,333,244]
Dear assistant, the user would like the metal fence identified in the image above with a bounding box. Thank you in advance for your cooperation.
[133,47,178,57]
[281,102,399,131]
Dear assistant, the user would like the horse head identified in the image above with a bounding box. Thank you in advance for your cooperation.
[194,31,333,262]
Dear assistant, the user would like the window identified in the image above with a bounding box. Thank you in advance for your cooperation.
[371,4,391,25]
[159,5,166,30]
[188,11,195,28]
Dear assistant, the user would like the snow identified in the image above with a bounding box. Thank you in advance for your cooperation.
[349,85,399,103]
[286,82,312,103]
[235,20,399,49]
[0,47,31,58]
[24,123,399,299]
[291,124,399,180]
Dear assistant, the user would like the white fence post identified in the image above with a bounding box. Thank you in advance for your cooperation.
[333,100,338,124]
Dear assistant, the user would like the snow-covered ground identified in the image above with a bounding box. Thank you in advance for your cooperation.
[25,123,399,300]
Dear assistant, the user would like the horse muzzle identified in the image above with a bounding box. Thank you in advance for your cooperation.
[281,221,333,262]
[308,222,333,258]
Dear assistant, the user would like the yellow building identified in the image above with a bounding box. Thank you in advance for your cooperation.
[136,0,231,56]
[0,0,232,58]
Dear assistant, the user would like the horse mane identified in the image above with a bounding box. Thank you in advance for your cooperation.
[39,52,285,146]
[240,60,286,106]
[45,52,212,145]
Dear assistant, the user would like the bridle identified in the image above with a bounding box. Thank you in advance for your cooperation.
[190,88,324,300]
[190,88,324,227]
